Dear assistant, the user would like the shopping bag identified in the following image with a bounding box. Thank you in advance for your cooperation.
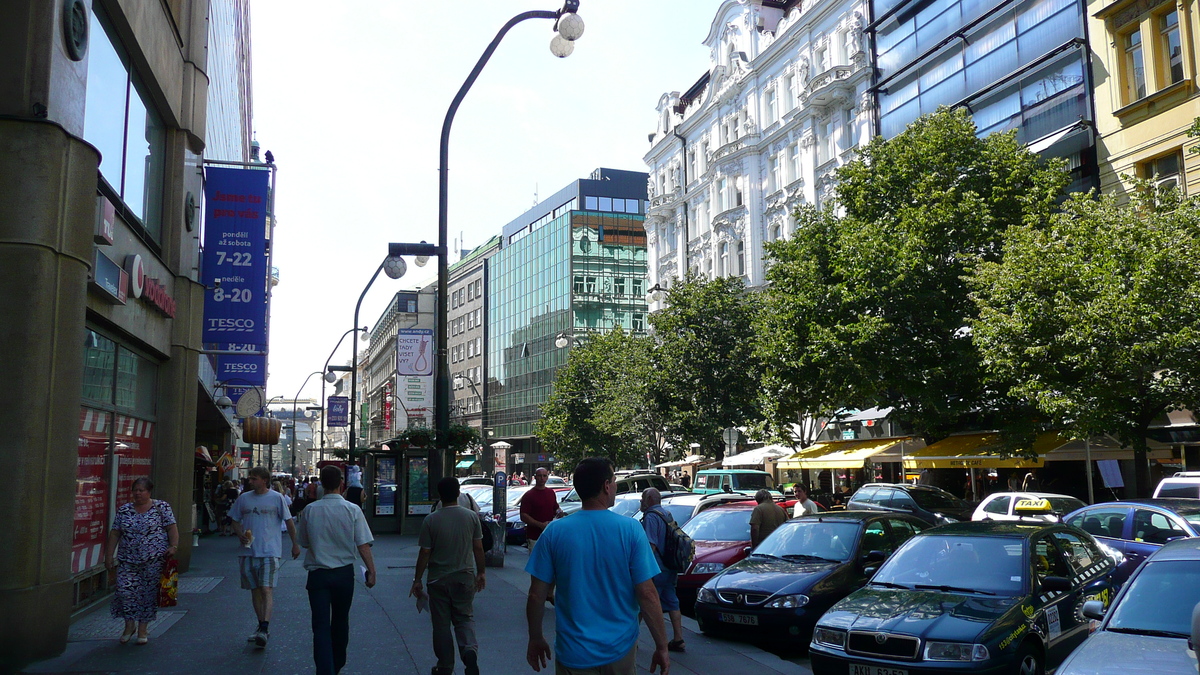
[158,557,179,607]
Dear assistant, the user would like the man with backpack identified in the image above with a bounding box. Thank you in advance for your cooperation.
[640,488,687,653]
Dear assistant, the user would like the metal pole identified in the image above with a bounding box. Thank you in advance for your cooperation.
[1085,437,1094,504]
[352,261,387,462]
[433,7,563,500]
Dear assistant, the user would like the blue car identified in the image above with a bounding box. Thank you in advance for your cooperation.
[1064,499,1200,585]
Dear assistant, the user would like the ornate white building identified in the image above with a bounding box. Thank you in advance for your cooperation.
[643,0,872,302]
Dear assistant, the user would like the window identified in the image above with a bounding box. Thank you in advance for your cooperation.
[983,495,1012,515]
[768,154,782,192]
[862,521,895,554]
[737,241,745,276]
[632,313,645,331]
[632,278,643,297]
[84,8,166,241]
[887,518,923,545]
[717,178,729,211]
[1033,535,1070,580]
[816,45,828,71]
[1126,28,1147,100]
[765,88,777,125]
[1143,150,1182,192]
[789,143,801,183]
[1133,508,1188,544]
[1066,506,1128,539]
[614,277,626,295]
[783,74,796,111]
[1160,10,1184,85]
[819,117,836,164]
[1050,531,1100,574]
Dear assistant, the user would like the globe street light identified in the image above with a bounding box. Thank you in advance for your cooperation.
[428,0,585,497]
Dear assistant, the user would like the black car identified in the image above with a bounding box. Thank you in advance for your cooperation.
[694,511,929,645]
[1064,498,1200,586]
[847,483,974,525]
[809,518,1118,675]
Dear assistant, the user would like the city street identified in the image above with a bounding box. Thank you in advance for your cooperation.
[24,533,813,675]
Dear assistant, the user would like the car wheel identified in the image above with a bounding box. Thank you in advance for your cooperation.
[1016,643,1043,675]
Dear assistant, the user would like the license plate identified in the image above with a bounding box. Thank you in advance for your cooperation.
[851,665,907,675]
[717,612,758,625]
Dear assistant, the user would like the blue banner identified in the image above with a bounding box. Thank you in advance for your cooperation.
[202,166,270,348]
[327,396,349,428]
[216,354,266,407]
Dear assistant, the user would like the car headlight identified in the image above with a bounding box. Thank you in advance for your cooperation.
[691,562,725,575]
[765,594,809,609]
[812,626,847,648]
[923,642,989,662]
[697,587,718,604]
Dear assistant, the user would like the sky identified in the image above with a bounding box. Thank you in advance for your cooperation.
[252,0,724,404]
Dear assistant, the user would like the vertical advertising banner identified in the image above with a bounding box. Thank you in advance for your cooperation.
[73,409,111,574]
[396,330,434,425]
[327,396,349,427]
[202,166,270,349]
[215,353,267,407]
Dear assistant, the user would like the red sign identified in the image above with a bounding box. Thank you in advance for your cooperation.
[383,381,394,433]
[112,414,155,509]
[73,409,110,574]
[124,254,177,318]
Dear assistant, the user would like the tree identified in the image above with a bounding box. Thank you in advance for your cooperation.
[758,108,1069,442]
[650,273,762,460]
[971,184,1200,496]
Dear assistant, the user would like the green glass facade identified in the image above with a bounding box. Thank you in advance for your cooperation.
[487,208,648,440]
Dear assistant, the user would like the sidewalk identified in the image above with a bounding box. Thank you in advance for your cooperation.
[23,533,812,675]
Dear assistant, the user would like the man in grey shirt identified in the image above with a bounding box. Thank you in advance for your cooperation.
[412,477,486,675]
[297,465,376,675]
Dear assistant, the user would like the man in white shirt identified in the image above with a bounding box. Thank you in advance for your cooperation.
[297,465,376,675]
[792,484,820,518]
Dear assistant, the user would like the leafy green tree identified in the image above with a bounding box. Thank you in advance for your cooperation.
[971,185,1200,496]
[758,108,1069,442]
[650,273,762,460]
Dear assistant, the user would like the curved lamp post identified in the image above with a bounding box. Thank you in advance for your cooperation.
[318,326,370,459]
[426,0,585,496]
[290,370,325,475]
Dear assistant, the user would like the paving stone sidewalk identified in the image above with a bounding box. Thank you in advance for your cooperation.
[23,533,812,675]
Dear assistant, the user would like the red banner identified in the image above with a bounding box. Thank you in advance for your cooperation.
[113,414,155,508]
[73,409,111,574]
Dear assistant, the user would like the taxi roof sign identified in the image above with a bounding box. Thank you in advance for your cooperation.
[1013,498,1053,513]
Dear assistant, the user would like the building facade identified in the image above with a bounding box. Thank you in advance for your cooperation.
[869,0,1098,191]
[643,0,873,305]
[1088,0,1200,195]
[361,287,436,446]
[487,168,649,470]
[448,237,499,440]
[0,0,227,665]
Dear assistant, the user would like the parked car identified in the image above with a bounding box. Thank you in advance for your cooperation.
[1064,498,1200,585]
[809,513,1120,675]
[1058,537,1200,675]
[676,502,757,608]
[614,472,670,495]
[505,486,572,545]
[694,511,928,644]
[973,492,1086,523]
[669,483,691,493]
[692,469,779,496]
[1152,471,1200,498]
[846,483,973,525]
[459,475,492,486]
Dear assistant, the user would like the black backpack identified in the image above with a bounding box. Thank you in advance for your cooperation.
[648,509,695,573]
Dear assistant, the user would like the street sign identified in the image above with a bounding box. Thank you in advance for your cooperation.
[722,427,739,448]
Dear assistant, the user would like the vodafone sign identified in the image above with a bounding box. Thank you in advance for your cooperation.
[124,254,177,318]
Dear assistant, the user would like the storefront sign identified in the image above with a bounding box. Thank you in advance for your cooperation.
[123,254,176,317]
[216,354,266,407]
[90,248,127,304]
[94,195,116,245]
[202,166,269,348]
[396,329,434,376]
[328,396,349,427]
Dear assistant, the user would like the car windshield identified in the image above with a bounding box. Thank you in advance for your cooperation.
[909,489,965,510]
[873,535,1025,595]
[611,499,642,517]
[754,521,860,561]
[682,508,752,542]
[1106,560,1200,637]
[507,486,532,508]
[734,474,775,490]
[663,503,696,525]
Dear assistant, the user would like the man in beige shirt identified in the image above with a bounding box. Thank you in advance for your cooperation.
[749,489,788,547]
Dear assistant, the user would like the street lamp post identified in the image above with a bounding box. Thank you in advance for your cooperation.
[290,370,325,473]
[347,256,410,461]
[426,0,585,497]
[318,326,369,459]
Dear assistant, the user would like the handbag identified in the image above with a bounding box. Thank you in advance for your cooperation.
[158,557,179,607]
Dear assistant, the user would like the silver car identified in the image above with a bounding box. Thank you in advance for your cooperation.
[1058,536,1200,674]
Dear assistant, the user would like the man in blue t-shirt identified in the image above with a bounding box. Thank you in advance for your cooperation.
[525,458,669,674]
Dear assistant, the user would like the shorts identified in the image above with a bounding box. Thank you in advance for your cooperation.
[239,556,280,589]
[653,572,679,612]
[556,645,636,675]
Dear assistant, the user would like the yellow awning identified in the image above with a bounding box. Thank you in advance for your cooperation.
[901,432,1064,469]
[776,441,853,470]
[801,437,916,470]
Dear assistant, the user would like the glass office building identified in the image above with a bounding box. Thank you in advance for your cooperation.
[487,169,649,452]
[870,0,1098,191]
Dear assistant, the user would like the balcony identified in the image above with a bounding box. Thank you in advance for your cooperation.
[803,65,856,107]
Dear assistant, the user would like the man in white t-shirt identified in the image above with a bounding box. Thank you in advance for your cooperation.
[792,484,820,518]
[230,466,300,648]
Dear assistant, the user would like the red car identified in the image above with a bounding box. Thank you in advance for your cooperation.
[677,502,757,608]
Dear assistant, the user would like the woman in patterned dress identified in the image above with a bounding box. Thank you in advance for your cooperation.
[104,477,179,645]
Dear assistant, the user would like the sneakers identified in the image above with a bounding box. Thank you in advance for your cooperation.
[246,631,259,642]
[253,629,268,648]
[463,649,480,675]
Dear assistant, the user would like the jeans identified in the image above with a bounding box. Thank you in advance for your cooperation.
[428,571,478,670]
[307,565,355,675]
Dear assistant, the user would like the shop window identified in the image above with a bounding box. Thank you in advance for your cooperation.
[83,8,165,242]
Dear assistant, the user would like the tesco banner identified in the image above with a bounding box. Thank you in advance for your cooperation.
[202,166,269,348]
[216,353,266,406]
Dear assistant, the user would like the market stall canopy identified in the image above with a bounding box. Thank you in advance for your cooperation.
[656,454,709,468]
[722,444,794,467]
[794,436,920,470]
[1046,434,1170,461]
[454,459,475,469]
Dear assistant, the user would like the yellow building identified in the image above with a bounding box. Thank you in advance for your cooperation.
[1091,0,1200,195]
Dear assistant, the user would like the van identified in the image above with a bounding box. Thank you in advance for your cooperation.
[691,469,778,495]
[1153,472,1200,499]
